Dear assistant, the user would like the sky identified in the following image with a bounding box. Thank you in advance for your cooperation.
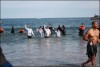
[1,1,99,18]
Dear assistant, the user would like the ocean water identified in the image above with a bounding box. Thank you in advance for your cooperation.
[0,18,100,67]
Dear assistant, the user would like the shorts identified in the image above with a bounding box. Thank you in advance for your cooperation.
[86,42,97,58]
[27,36,32,39]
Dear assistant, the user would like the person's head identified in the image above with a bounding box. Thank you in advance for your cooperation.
[21,28,23,30]
[12,26,14,29]
[92,21,98,29]
[62,25,65,27]
[47,26,49,29]
[58,25,60,27]
[29,26,31,29]
[39,26,41,28]
[81,23,83,25]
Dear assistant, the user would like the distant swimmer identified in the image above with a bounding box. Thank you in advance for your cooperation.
[0,27,5,33]
[25,25,35,39]
[55,29,61,37]
[44,25,51,38]
[82,21,100,67]
[0,47,13,67]
[79,23,85,36]
[18,28,25,33]
[11,26,15,33]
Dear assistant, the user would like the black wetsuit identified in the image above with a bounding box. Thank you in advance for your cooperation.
[11,28,15,33]
[79,29,84,36]
[62,27,66,35]
[86,42,97,58]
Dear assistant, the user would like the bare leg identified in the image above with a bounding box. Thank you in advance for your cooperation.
[81,58,92,67]
[84,58,92,65]
[91,55,96,67]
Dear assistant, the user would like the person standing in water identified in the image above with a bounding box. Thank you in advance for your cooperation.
[57,25,62,35]
[0,21,5,33]
[79,23,85,36]
[37,26,44,38]
[0,27,5,33]
[25,24,35,39]
[18,28,25,33]
[82,21,100,67]
[55,29,61,37]
[44,26,51,38]
[43,25,51,38]
[61,25,66,35]
[11,26,15,33]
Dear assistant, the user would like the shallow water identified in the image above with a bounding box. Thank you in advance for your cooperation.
[1,27,100,67]
[1,17,100,66]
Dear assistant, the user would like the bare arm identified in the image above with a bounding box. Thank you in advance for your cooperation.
[31,30,35,37]
[97,38,100,44]
[25,25,28,30]
[97,32,100,44]
[83,30,90,41]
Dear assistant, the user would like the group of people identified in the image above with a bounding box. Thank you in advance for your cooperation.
[36,24,66,38]
[0,24,66,38]
[0,26,25,34]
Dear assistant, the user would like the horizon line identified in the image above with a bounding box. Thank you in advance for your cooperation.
[1,17,91,19]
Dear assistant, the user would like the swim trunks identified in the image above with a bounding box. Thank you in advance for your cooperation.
[86,42,97,58]
[27,36,32,39]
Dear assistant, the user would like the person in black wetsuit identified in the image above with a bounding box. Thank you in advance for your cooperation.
[48,24,54,35]
[61,25,66,35]
[0,47,13,67]
[82,21,100,67]
[57,25,62,35]
[11,26,15,33]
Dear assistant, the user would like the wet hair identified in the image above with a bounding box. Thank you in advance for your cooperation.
[92,21,97,25]
[81,23,83,25]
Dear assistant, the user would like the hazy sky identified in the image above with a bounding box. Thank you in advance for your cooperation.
[1,1,99,18]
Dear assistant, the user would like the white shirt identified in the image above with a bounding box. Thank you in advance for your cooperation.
[44,28,51,37]
[38,28,43,34]
[55,30,61,37]
[25,25,35,36]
